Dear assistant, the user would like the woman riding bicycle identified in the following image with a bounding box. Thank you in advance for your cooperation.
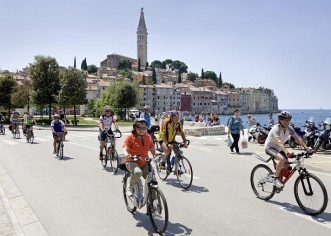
[123,118,157,196]
[265,111,311,188]
[51,114,65,154]
[25,113,36,135]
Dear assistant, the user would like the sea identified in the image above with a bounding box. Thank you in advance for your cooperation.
[221,109,331,128]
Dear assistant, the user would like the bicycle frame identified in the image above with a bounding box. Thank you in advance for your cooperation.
[253,152,310,186]
[105,131,122,157]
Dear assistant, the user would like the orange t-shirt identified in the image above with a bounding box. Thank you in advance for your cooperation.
[123,133,154,167]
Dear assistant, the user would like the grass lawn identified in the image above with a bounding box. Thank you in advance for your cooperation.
[70,117,133,126]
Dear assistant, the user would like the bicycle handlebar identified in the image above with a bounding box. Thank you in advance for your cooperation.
[126,155,153,163]
[106,130,122,139]
[168,140,190,147]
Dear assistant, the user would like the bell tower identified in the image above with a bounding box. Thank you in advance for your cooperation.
[137,7,148,70]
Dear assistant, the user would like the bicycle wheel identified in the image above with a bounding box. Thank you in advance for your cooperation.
[123,175,137,213]
[30,131,34,144]
[294,172,328,216]
[0,125,5,135]
[13,127,20,139]
[110,149,119,173]
[176,157,193,189]
[250,164,276,201]
[59,142,64,160]
[155,155,169,181]
[101,146,108,167]
[147,187,169,234]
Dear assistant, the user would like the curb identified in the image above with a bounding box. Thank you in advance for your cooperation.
[0,162,49,236]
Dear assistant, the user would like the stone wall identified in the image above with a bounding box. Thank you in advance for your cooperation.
[184,122,226,137]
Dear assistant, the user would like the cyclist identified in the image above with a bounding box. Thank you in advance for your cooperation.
[99,105,119,160]
[22,112,29,135]
[10,111,20,133]
[158,110,188,172]
[265,111,311,188]
[51,114,65,154]
[58,110,68,139]
[140,105,151,129]
[123,118,157,196]
[25,113,37,137]
[268,113,275,127]
[0,113,4,131]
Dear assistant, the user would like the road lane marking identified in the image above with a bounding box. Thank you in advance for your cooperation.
[1,140,19,145]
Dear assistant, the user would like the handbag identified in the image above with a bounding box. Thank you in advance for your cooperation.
[226,137,233,146]
[241,137,248,149]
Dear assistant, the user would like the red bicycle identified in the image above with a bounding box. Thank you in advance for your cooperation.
[250,151,328,216]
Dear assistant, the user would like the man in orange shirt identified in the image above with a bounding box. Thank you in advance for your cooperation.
[123,118,157,196]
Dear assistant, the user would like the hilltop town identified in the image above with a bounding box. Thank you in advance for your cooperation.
[0,8,278,115]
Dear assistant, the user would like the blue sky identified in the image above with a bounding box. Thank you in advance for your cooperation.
[1,0,330,109]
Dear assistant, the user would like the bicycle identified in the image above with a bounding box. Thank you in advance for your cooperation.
[100,130,122,172]
[155,140,193,189]
[55,132,64,159]
[26,126,34,144]
[147,125,161,151]
[0,122,5,135]
[119,155,169,234]
[250,151,328,216]
[11,123,20,139]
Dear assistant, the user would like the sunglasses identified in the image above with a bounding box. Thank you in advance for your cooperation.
[136,126,147,131]
[105,110,111,112]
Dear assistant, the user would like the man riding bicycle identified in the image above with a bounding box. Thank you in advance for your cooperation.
[51,114,65,154]
[123,118,157,196]
[99,105,119,160]
[265,111,311,188]
[158,110,188,172]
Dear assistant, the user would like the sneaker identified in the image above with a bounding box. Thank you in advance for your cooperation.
[53,150,56,154]
[230,147,234,152]
[166,166,172,174]
[273,178,284,188]
[99,152,103,160]
[126,187,133,196]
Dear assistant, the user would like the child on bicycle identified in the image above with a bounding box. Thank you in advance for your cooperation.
[25,113,37,136]
[123,118,157,196]
[51,114,65,154]
[265,111,311,188]
[158,110,188,172]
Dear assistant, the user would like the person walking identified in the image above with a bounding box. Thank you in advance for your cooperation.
[227,109,244,154]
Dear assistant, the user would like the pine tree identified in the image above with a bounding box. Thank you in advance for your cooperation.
[74,56,76,68]
[81,58,87,70]
[152,68,157,84]
[178,72,182,83]
[219,72,223,87]
[138,58,141,72]
[201,68,204,79]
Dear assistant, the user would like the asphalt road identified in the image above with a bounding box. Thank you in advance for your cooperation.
[0,129,331,236]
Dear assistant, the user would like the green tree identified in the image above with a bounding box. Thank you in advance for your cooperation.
[188,72,198,82]
[81,58,88,70]
[29,55,60,119]
[219,72,223,87]
[204,71,217,82]
[118,70,132,79]
[87,64,98,74]
[141,74,146,85]
[59,67,87,125]
[201,68,205,79]
[11,79,32,110]
[87,99,96,117]
[102,80,138,120]
[150,60,163,68]
[74,56,76,68]
[172,60,188,74]
[223,82,235,89]
[162,59,173,70]
[117,60,132,71]
[152,68,157,84]
[0,74,18,114]
[145,62,148,70]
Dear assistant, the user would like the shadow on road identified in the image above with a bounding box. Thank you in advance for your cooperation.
[132,211,193,235]
[268,200,331,223]
[163,178,209,193]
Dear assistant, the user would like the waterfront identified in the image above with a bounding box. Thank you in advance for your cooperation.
[221,109,331,128]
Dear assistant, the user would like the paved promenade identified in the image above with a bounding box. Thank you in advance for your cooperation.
[1,123,330,235]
